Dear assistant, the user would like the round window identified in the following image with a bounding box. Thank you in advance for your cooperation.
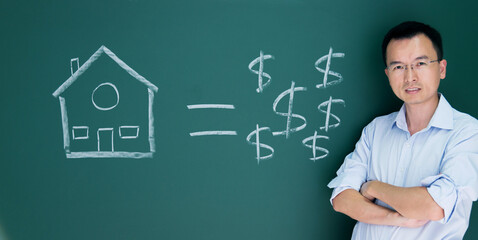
[91,82,119,111]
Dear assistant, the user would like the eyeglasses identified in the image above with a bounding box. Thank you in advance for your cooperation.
[387,59,440,75]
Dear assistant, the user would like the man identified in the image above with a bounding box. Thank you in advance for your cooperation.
[328,21,478,239]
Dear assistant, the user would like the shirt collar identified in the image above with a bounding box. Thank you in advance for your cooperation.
[393,93,454,132]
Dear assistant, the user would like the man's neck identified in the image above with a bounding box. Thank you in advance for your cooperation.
[405,95,440,136]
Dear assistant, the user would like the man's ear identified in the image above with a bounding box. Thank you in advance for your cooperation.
[439,59,447,79]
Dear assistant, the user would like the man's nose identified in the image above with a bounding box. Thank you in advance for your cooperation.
[404,66,418,82]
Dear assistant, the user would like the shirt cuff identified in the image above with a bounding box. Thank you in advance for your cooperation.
[328,173,366,205]
[421,174,458,223]
[328,172,365,190]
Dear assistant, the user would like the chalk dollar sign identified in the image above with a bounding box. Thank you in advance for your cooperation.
[246,124,274,164]
[248,51,274,93]
[272,81,307,139]
[302,131,329,161]
[315,47,345,89]
[318,96,345,132]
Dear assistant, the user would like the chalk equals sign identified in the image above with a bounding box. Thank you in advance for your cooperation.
[187,104,238,136]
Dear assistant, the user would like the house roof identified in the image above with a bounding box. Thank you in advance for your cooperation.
[52,45,158,98]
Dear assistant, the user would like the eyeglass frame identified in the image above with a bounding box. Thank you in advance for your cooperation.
[386,59,441,73]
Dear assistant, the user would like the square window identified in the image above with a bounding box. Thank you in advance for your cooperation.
[72,126,89,140]
[119,126,139,139]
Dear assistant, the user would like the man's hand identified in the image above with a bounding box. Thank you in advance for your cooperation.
[388,211,429,228]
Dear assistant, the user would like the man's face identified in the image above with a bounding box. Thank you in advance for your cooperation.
[385,34,447,108]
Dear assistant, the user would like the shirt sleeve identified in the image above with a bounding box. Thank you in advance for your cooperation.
[327,121,373,205]
[421,127,478,223]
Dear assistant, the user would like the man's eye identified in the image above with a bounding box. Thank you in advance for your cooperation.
[394,65,404,70]
[416,61,427,66]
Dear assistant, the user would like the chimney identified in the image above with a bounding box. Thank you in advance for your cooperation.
[70,58,79,76]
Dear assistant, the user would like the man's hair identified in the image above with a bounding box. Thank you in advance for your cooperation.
[382,21,443,66]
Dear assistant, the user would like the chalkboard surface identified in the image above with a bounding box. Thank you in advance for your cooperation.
[1,0,478,239]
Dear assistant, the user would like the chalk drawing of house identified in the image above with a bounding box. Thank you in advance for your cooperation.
[52,45,158,159]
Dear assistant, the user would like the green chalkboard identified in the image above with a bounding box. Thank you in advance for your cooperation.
[1,0,478,239]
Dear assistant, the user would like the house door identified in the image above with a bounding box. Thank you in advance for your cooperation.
[97,128,114,152]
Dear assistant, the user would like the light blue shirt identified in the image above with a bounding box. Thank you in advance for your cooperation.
[328,95,478,240]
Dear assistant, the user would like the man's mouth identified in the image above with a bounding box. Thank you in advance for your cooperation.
[405,87,421,93]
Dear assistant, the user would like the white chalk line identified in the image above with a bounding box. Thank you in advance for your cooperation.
[97,128,114,152]
[302,131,329,161]
[318,96,345,132]
[70,58,79,76]
[248,50,274,93]
[119,126,140,139]
[53,45,158,98]
[187,104,235,110]
[72,126,89,140]
[148,88,156,153]
[272,81,307,138]
[91,82,120,111]
[245,124,274,164]
[189,131,238,137]
[67,151,153,159]
[54,47,159,158]
[315,47,345,88]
